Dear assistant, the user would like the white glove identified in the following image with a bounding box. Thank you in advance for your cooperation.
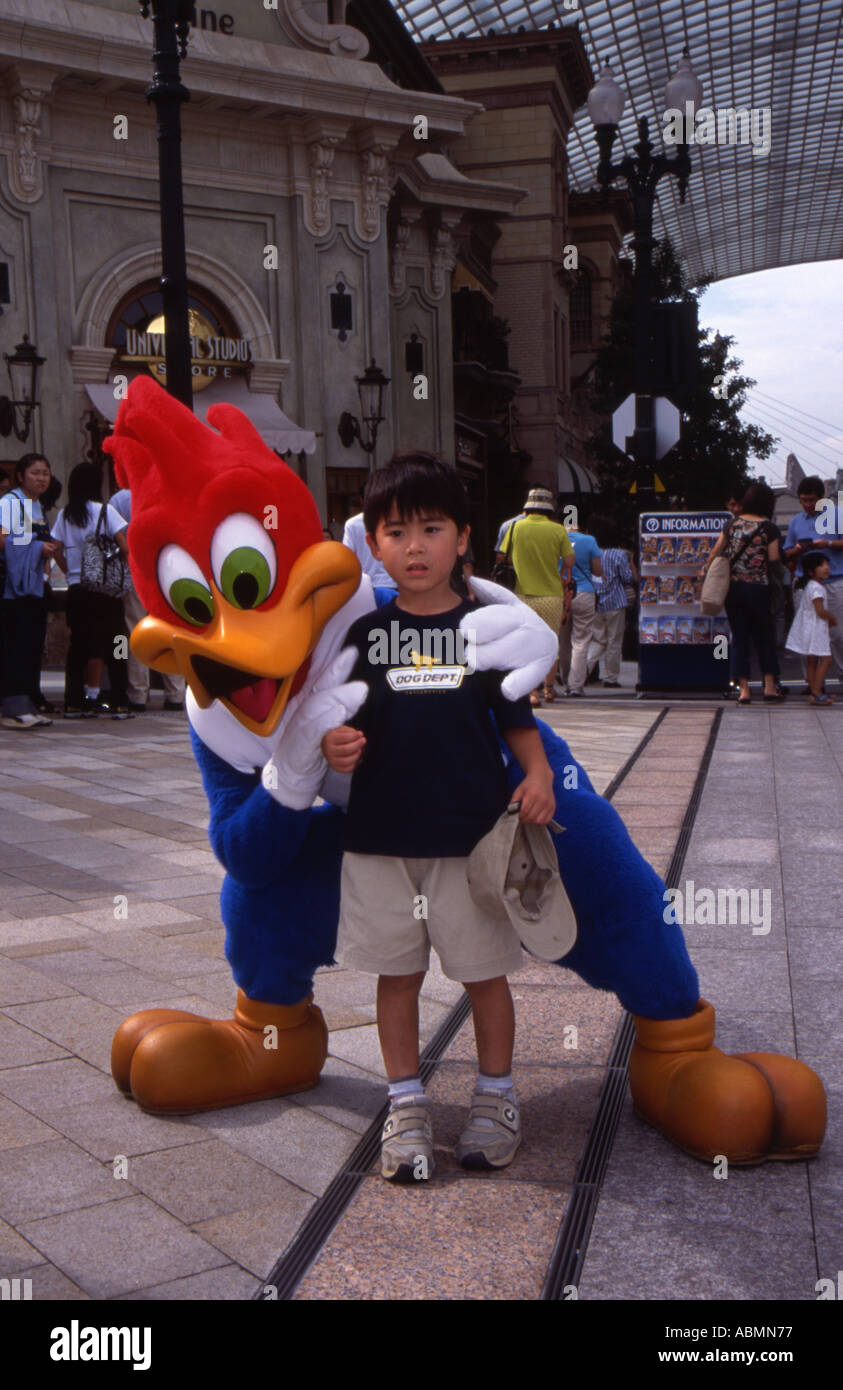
[462,576,557,701]
[261,648,368,810]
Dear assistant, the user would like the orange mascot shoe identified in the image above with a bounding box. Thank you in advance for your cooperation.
[629,999,826,1165]
[112,1008,205,1094]
[116,991,328,1114]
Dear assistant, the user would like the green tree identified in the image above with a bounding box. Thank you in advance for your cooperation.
[586,238,777,534]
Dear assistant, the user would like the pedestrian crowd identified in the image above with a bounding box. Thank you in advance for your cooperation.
[2,455,841,731]
[702,476,843,705]
[0,453,184,731]
[494,487,637,706]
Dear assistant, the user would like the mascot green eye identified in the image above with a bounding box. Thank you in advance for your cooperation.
[157,545,214,627]
[210,513,277,610]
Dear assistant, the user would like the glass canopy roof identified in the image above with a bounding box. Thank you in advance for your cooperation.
[392,0,843,282]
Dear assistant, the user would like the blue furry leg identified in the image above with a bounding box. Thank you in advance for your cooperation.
[507,718,700,1021]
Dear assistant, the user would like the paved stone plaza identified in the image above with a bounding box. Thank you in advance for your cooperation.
[0,700,839,1300]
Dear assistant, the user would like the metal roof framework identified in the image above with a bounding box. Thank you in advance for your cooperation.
[392,0,843,282]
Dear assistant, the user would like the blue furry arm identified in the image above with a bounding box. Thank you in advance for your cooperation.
[190,726,318,887]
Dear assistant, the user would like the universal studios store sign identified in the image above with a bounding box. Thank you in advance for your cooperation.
[119,311,251,392]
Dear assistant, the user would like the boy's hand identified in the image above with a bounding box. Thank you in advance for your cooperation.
[510,769,556,825]
[828,614,838,627]
[322,725,366,773]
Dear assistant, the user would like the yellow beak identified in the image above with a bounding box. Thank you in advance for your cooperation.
[130,541,361,736]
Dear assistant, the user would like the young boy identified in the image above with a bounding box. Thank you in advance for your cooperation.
[323,452,557,1182]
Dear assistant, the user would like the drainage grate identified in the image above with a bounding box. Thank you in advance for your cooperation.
[540,706,724,1299]
[261,993,472,1299]
[259,703,688,1301]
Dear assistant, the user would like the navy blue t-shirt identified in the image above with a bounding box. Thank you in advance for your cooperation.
[341,597,536,857]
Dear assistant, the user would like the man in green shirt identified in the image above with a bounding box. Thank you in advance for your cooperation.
[499,489,574,704]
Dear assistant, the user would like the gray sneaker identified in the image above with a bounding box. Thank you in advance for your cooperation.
[380,1097,435,1183]
[457,1090,522,1170]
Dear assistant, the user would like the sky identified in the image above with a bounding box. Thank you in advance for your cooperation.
[699,260,843,491]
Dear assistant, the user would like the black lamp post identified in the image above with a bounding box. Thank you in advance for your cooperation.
[0,334,45,442]
[588,50,703,507]
[139,0,193,410]
[338,359,391,459]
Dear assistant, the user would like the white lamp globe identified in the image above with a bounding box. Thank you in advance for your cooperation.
[588,65,626,126]
[664,50,704,112]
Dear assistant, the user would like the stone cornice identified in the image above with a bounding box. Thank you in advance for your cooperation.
[422,24,594,112]
[0,0,478,135]
[397,152,525,217]
[449,79,577,134]
[248,358,290,393]
[69,346,115,384]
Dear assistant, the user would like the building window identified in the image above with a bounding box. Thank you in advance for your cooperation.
[570,269,593,348]
[330,282,353,341]
[405,334,424,374]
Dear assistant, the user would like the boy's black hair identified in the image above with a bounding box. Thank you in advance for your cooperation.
[797,475,825,498]
[362,451,470,536]
[796,550,830,587]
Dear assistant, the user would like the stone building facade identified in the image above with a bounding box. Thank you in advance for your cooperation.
[0,0,521,531]
[0,1,627,557]
[423,26,630,509]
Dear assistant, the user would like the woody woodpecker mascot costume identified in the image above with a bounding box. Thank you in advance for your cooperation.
[103,378,826,1166]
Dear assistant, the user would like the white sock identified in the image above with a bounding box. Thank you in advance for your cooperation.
[387,1075,424,1106]
[477,1071,516,1101]
[84,686,100,700]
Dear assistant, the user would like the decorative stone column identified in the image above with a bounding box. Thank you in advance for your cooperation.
[355,129,399,243]
[429,212,462,299]
[7,67,56,204]
[389,205,423,296]
[306,135,343,239]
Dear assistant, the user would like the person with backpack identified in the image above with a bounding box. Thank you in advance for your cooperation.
[701,481,784,705]
[0,453,61,728]
[50,462,132,719]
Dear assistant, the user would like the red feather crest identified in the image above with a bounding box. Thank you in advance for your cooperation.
[103,377,321,621]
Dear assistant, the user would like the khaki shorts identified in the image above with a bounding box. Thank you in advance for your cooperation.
[337,852,524,983]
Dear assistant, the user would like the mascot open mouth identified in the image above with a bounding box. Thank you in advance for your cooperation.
[192,656,282,724]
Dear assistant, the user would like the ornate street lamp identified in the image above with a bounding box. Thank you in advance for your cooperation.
[588,48,704,498]
[139,0,193,409]
[0,334,45,441]
[338,358,391,457]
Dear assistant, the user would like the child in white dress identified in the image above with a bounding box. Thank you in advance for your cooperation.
[786,553,837,705]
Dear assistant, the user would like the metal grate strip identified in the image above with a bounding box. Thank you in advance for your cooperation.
[262,994,472,1298]
[259,704,676,1301]
[540,706,724,1299]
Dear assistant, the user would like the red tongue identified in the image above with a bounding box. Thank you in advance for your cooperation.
[228,677,278,723]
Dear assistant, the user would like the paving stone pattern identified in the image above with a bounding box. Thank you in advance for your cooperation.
[0,705,656,1299]
[6,704,826,1301]
[294,707,711,1300]
[579,707,843,1301]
